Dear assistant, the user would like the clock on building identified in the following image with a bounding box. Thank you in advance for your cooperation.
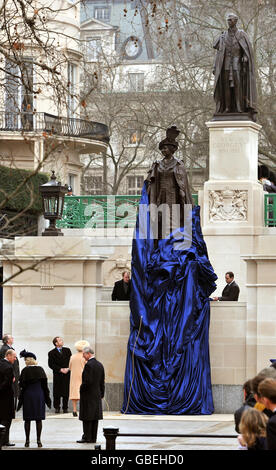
[122,36,142,60]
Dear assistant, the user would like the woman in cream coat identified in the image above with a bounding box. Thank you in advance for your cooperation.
[69,340,89,416]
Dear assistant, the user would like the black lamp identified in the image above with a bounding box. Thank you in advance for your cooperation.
[40,170,67,236]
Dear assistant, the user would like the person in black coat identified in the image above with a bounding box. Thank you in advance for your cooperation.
[77,347,105,444]
[0,334,20,409]
[48,337,71,413]
[18,350,51,448]
[213,271,240,301]
[258,378,276,450]
[112,271,131,301]
[0,349,17,447]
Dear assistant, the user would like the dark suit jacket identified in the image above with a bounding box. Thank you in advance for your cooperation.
[79,357,105,422]
[0,359,15,420]
[48,347,72,397]
[219,281,240,301]
[111,279,131,301]
[266,411,276,450]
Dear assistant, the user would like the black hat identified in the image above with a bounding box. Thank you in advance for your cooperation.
[67,186,72,192]
[20,349,37,360]
[159,126,180,150]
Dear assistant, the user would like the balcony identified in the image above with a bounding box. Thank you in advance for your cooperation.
[0,111,110,145]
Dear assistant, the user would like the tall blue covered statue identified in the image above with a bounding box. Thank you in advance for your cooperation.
[121,127,217,415]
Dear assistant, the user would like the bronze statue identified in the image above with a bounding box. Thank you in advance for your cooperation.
[213,13,257,120]
[146,126,193,240]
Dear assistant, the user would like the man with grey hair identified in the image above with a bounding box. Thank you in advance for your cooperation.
[0,334,20,410]
[77,347,105,444]
[0,349,17,446]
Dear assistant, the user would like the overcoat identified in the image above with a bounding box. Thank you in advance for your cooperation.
[0,344,20,397]
[69,352,86,400]
[48,347,72,396]
[213,28,257,114]
[0,358,15,420]
[79,357,105,421]
[146,159,193,207]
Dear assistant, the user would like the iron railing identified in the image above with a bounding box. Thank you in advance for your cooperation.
[264,193,276,227]
[0,111,109,143]
[57,194,199,229]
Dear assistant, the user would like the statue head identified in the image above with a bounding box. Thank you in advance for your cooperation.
[159,126,180,153]
[227,13,238,28]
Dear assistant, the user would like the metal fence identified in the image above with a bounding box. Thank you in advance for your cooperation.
[264,193,276,227]
[57,194,199,229]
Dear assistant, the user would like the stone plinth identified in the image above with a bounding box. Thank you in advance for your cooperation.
[207,120,261,181]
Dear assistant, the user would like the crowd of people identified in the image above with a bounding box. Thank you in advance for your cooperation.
[0,334,105,447]
[234,363,276,450]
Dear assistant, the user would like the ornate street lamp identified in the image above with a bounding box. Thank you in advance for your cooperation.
[40,170,67,236]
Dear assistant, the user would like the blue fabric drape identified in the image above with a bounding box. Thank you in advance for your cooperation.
[121,184,217,415]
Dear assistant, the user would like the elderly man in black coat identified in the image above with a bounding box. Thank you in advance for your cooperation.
[0,334,20,409]
[48,336,71,414]
[0,349,17,447]
[77,347,105,444]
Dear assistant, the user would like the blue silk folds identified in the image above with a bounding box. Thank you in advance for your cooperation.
[121,184,217,415]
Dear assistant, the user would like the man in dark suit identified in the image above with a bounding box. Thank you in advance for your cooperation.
[0,349,17,447]
[0,334,20,410]
[112,271,131,301]
[77,347,105,444]
[213,271,240,301]
[48,337,72,414]
[258,378,276,450]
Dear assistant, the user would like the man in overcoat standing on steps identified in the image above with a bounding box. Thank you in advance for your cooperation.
[48,336,72,413]
[77,347,105,444]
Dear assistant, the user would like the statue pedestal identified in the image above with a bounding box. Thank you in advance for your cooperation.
[207,120,261,182]
[203,120,263,236]
[201,120,263,303]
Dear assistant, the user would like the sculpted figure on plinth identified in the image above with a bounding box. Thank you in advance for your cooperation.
[146,126,193,239]
[213,13,257,121]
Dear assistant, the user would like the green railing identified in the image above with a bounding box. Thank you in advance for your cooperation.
[57,194,199,229]
[264,193,276,227]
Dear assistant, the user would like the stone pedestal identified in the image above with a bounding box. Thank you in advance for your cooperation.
[202,120,264,303]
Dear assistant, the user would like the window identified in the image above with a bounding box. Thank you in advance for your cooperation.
[128,129,143,146]
[67,62,77,118]
[86,176,103,195]
[5,58,34,129]
[94,7,110,21]
[128,73,144,92]
[127,175,144,195]
[86,37,101,61]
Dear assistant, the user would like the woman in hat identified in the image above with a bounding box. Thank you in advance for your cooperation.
[18,350,51,448]
[69,340,90,416]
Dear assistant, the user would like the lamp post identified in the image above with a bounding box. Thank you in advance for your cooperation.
[40,170,67,236]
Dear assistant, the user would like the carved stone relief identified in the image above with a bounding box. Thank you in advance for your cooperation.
[209,189,248,222]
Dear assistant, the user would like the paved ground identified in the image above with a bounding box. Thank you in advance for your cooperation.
[3,411,238,451]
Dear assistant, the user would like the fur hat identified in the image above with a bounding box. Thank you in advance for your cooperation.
[74,340,90,352]
[20,349,37,360]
